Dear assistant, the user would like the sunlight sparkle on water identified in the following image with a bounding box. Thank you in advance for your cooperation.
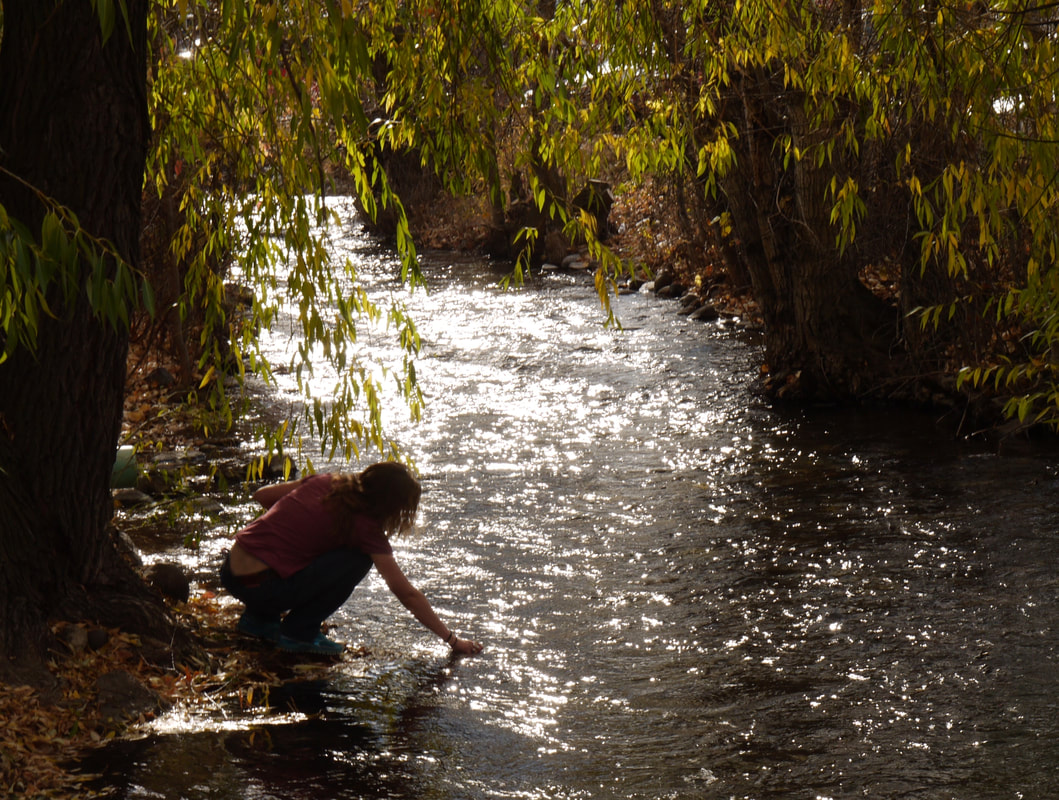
[150,705,308,736]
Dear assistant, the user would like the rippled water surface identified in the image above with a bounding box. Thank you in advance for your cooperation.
[101,210,1059,799]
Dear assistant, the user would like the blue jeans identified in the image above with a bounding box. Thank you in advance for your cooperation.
[219,549,373,641]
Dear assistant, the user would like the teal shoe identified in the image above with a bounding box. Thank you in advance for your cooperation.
[237,613,281,642]
[277,632,344,656]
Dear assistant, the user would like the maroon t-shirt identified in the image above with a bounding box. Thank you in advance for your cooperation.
[235,473,392,578]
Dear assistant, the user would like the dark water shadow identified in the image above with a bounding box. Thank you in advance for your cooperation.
[82,652,489,800]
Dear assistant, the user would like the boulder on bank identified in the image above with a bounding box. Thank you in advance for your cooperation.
[656,282,686,299]
[677,294,702,315]
[690,304,721,322]
[145,562,191,604]
[95,669,165,722]
[113,488,154,508]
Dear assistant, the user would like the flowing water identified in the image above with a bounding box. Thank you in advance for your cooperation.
[99,206,1059,799]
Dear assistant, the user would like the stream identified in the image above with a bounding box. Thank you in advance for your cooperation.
[97,204,1059,799]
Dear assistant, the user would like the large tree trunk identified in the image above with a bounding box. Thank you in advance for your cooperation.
[0,0,177,669]
[717,67,898,402]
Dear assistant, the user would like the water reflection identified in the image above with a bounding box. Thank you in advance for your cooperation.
[101,211,1059,799]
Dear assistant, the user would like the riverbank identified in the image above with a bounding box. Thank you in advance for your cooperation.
[0,574,356,797]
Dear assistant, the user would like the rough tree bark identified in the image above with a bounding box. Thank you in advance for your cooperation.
[715,67,898,402]
[0,0,188,677]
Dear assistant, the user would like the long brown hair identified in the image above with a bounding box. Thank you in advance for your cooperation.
[324,461,421,539]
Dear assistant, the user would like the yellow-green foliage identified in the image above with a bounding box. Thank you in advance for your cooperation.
[147,0,426,461]
[6,0,1059,437]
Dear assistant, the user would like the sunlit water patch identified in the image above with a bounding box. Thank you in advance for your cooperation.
[96,207,1059,799]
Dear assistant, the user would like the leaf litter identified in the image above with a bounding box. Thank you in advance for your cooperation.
[1,591,368,799]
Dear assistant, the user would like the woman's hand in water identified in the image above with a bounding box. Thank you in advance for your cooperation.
[451,637,484,655]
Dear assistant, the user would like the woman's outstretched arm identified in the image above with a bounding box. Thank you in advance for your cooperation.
[372,553,484,655]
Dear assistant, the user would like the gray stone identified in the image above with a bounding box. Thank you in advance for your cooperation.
[146,562,191,603]
[112,488,154,507]
[653,269,676,291]
[657,283,686,299]
[691,304,721,322]
[145,367,177,388]
[678,294,702,315]
[95,669,163,721]
[56,623,89,654]
[87,628,110,651]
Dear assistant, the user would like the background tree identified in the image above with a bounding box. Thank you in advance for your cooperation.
[145,0,426,461]
[570,1,1059,424]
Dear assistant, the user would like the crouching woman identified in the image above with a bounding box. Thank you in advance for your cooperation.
[219,461,483,657]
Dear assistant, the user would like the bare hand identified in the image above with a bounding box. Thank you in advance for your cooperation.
[451,637,484,655]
